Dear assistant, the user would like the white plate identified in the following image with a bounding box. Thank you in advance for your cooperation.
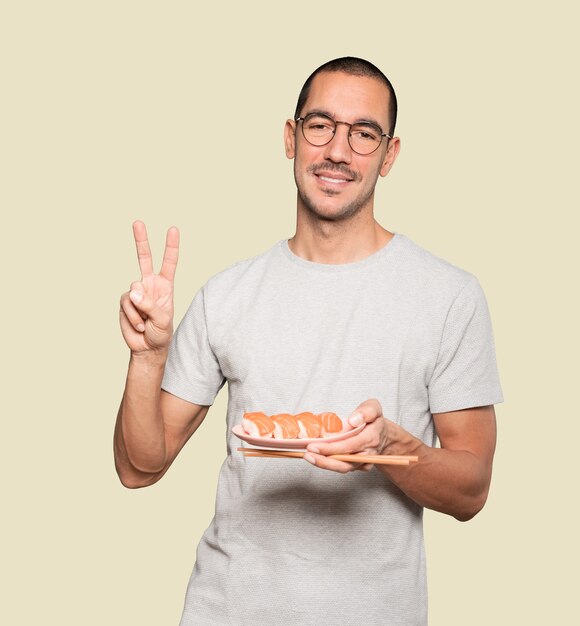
[232,423,365,449]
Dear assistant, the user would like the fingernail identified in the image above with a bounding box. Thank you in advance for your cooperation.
[303,453,316,465]
[137,323,145,332]
[349,412,363,426]
[130,290,142,303]
[308,446,320,454]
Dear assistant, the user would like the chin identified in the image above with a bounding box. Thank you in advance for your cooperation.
[314,207,357,222]
[300,192,370,223]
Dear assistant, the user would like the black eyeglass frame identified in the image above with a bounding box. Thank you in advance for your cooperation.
[295,113,392,155]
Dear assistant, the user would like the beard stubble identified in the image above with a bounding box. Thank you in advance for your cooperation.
[295,162,380,223]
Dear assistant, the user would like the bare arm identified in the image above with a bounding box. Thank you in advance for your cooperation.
[305,400,497,521]
[373,406,496,521]
[114,377,209,489]
[114,221,210,488]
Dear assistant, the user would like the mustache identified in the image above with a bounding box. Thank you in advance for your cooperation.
[308,162,360,182]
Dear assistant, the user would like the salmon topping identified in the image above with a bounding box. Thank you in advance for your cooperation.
[295,412,322,438]
[317,412,343,435]
[270,413,301,439]
[242,412,275,437]
[241,410,344,439]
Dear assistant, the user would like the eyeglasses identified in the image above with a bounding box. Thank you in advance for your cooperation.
[295,112,391,155]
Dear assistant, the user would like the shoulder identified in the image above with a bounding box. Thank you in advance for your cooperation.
[393,234,479,300]
[202,241,283,299]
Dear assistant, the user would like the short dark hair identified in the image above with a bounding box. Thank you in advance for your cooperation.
[294,56,398,136]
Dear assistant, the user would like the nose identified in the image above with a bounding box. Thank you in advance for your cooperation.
[322,122,352,164]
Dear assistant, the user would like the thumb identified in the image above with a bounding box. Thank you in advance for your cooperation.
[129,289,172,331]
[129,289,158,317]
[347,398,383,428]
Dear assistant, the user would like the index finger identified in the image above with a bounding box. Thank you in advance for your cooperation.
[160,226,180,282]
[132,220,154,277]
[307,429,370,457]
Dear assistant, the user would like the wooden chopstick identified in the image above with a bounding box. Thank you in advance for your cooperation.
[237,447,418,466]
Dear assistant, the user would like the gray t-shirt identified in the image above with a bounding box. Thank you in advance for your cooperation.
[162,233,503,626]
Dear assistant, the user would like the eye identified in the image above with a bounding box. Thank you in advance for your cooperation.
[351,126,380,142]
[305,117,334,135]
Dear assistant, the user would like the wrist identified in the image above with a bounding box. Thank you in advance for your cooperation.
[384,422,424,457]
[129,348,168,370]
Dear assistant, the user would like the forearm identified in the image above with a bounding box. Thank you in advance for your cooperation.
[306,402,496,520]
[114,350,169,480]
[377,431,492,521]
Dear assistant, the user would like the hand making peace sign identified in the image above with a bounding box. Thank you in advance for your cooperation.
[119,221,180,354]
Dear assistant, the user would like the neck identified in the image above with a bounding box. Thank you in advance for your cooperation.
[288,197,394,264]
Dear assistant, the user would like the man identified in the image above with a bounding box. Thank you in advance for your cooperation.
[115,57,503,626]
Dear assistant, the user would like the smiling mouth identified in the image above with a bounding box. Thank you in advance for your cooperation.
[317,174,351,184]
[314,169,356,186]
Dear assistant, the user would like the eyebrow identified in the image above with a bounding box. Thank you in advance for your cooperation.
[303,109,385,132]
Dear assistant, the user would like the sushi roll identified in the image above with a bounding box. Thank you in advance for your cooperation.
[317,412,343,436]
[295,412,322,439]
[242,412,275,438]
[270,413,300,439]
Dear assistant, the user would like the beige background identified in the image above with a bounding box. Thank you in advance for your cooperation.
[2,1,578,624]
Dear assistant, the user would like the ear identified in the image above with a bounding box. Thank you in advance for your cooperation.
[379,137,401,177]
[284,119,297,159]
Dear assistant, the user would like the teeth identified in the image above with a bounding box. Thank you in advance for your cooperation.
[319,176,349,184]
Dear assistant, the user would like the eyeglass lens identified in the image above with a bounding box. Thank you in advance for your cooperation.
[301,113,383,155]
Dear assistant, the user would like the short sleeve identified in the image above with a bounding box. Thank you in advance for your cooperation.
[161,285,226,406]
[428,277,503,414]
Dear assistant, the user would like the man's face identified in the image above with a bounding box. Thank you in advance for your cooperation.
[285,71,400,222]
